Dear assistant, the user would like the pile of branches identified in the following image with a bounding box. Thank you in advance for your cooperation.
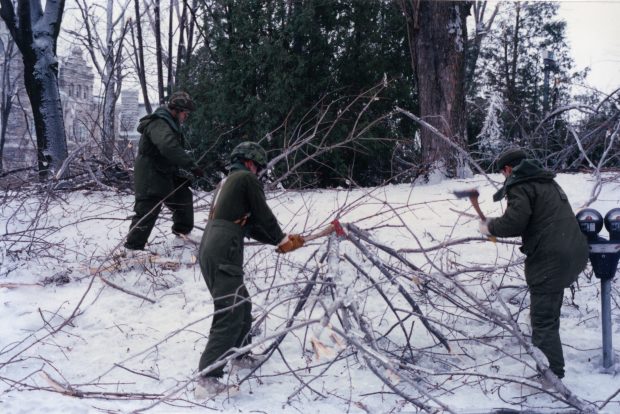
[94,225,609,412]
[1,193,617,413]
[0,157,132,192]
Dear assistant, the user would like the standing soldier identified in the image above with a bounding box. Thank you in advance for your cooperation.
[479,147,588,383]
[123,91,204,252]
[195,141,304,396]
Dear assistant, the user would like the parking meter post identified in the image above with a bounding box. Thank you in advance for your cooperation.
[576,208,619,370]
[602,208,620,369]
[601,279,613,368]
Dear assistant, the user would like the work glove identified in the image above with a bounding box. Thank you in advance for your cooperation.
[276,234,305,253]
[478,219,491,236]
[191,167,204,177]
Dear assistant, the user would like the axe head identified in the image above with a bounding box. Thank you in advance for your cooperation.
[331,219,346,237]
[453,189,480,199]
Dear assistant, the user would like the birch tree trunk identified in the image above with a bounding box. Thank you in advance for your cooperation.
[0,0,68,179]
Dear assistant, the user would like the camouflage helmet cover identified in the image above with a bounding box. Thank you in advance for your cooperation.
[168,91,196,111]
[230,141,268,167]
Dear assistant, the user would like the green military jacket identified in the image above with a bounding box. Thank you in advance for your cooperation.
[133,107,197,198]
[488,159,588,292]
[211,163,285,245]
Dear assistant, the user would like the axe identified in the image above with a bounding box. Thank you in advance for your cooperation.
[453,189,496,242]
[304,219,346,242]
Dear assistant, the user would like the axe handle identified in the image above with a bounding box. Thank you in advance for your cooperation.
[469,195,487,221]
[470,195,497,243]
[303,224,335,242]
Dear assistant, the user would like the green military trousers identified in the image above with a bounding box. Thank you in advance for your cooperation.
[198,219,252,377]
[125,179,194,250]
[530,290,565,378]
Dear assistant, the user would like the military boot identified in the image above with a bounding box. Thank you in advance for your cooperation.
[194,376,229,399]
[231,354,267,370]
[114,246,151,259]
[172,231,200,248]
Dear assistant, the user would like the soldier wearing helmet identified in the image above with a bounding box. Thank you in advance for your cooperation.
[123,91,204,252]
[479,147,588,382]
[195,141,304,396]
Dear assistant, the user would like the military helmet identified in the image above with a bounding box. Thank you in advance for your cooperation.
[496,147,527,170]
[230,141,268,168]
[168,91,196,111]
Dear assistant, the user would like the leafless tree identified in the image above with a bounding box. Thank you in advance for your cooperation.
[0,0,68,179]
[67,0,132,162]
[128,0,199,111]
[130,0,151,113]
[466,1,501,95]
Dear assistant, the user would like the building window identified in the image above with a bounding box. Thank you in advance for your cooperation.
[73,120,87,143]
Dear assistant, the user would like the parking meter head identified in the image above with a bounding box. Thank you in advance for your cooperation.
[576,208,603,241]
[604,208,620,240]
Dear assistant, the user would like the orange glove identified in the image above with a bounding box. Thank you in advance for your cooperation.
[276,234,305,253]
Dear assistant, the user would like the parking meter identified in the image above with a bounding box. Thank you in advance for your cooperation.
[576,208,603,241]
[576,208,620,369]
[604,208,620,240]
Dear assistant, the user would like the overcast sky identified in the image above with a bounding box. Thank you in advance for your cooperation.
[559,0,620,94]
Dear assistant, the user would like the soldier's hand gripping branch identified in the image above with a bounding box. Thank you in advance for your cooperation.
[276,219,346,253]
[276,234,306,253]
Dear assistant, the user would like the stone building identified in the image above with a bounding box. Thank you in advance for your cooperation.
[58,47,98,147]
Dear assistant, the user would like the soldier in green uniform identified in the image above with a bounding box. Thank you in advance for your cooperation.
[195,141,304,395]
[124,91,204,251]
[479,148,588,380]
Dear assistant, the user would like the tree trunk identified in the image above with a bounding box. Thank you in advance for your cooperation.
[0,0,68,179]
[132,0,152,114]
[466,1,500,95]
[154,0,164,104]
[175,0,187,84]
[102,0,116,161]
[22,53,68,178]
[0,36,18,173]
[184,0,197,68]
[401,0,470,178]
[166,0,174,95]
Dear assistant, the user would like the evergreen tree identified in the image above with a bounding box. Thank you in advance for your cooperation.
[183,0,414,188]
[467,1,588,168]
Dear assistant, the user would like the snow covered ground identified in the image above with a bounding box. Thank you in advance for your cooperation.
[1,172,619,413]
